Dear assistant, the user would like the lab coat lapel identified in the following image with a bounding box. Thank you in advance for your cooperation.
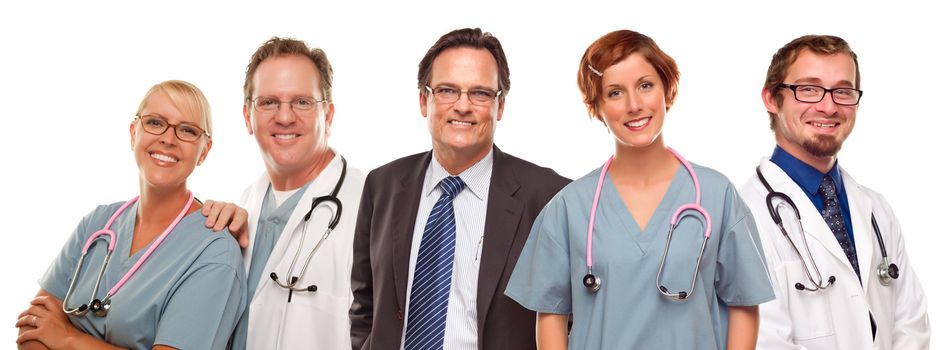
[243,173,271,272]
[477,149,524,332]
[842,169,874,288]
[760,160,853,273]
[391,153,430,310]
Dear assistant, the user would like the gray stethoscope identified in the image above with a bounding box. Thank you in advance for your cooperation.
[583,148,712,300]
[755,166,899,291]
[269,157,346,302]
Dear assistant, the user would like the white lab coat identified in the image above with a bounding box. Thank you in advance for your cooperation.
[240,154,365,349]
[739,159,929,350]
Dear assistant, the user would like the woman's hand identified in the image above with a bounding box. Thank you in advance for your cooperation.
[16,295,81,349]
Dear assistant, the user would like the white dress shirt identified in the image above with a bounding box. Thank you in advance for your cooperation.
[401,150,493,350]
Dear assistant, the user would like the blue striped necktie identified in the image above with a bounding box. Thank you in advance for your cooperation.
[405,176,466,350]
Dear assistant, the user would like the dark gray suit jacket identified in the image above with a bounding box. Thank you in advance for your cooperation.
[350,146,569,350]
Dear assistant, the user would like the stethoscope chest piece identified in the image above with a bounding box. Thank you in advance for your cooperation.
[89,298,110,317]
[877,260,899,286]
[583,271,601,293]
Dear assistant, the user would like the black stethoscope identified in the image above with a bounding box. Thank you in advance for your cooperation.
[268,156,346,302]
[755,166,899,291]
[582,149,712,301]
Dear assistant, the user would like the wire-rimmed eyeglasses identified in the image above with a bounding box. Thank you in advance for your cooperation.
[425,85,501,106]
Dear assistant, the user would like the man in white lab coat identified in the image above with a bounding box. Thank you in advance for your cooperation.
[739,34,929,349]
[214,37,365,349]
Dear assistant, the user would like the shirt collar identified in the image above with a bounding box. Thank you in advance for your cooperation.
[424,149,493,201]
[770,145,843,196]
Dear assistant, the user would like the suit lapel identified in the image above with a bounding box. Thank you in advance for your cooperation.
[392,152,432,310]
[476,148,524,331]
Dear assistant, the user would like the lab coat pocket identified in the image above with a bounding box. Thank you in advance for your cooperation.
[783,262,836,341]
[283,291,351,348]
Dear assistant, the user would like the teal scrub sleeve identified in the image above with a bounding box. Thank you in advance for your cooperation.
[40,204,110,299]
[154,240,247,350]
[505,195,573,314]
[714,184,776,306]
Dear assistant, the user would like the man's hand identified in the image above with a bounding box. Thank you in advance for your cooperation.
[203,200,250,248]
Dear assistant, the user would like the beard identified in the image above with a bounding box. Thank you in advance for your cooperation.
[802,134,842,157]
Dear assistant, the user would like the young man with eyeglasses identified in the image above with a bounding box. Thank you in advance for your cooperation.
[207,37,366,349]
[349,28,569,350]
[739,35,930,350]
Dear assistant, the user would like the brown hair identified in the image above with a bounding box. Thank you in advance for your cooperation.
[763,35,860,130]
[578,30,679,121]
[137,80,212,137]
[243,37,334,103]
[417,28,510,97]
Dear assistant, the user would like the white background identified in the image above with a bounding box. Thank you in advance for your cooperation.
[2,0,944,346]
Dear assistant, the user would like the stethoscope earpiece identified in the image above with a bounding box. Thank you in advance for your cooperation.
[583,273,601,293]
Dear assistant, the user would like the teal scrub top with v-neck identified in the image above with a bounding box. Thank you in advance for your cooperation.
[40,201,247,350]
[505,163,774,350]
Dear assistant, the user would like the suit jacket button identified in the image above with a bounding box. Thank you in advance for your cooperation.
[397,309,404,320]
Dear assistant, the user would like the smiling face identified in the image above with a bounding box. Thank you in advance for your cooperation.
[244,54,334,178]
[599,53,667,149]
[764,49,858,161]
[420,47,504,163]
[130,89,211,192]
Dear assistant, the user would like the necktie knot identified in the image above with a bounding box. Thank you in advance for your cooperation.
[818,175,837,199]
[439,176,465,200]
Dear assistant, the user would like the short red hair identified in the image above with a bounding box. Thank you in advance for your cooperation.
[577,30,679,121]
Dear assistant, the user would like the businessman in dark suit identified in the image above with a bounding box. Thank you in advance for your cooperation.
[350,28,570,350]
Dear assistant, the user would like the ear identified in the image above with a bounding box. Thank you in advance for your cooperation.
[129,120,137,150]
[495,97,505,122]
[762,87,780,115]
[198,137,213,166]
[243,103,254,135]
[324,103,335,128]
[419,90,429,118]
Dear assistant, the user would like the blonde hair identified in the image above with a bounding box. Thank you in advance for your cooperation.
[136,80,213,137]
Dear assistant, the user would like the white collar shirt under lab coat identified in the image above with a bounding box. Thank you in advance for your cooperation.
[239,153,365,349]
[400,150,493,350]
[740,158,930,350]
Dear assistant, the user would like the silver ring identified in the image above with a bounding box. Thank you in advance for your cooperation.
[30,315,37,327]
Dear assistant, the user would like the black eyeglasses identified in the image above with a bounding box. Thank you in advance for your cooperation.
[777,84,863,106]
[425,86,501,106]
[136,115,209,142]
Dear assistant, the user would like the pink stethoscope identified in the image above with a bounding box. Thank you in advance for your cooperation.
[62,193,194,317]
[582,148,712,300]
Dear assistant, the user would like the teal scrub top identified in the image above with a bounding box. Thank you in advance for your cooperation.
[40,201,247,350]
[505,163,775,349]
[231,183,309,350]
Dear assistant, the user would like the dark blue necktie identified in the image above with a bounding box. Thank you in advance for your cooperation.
[405,176,465,350]
[818,175,860,279]
[819,176,876,338]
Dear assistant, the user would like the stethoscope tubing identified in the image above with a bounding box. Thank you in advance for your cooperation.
[584,147,711,299]
[270,156,347,294]
[64,192,195,316]
[754,165,897,289]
